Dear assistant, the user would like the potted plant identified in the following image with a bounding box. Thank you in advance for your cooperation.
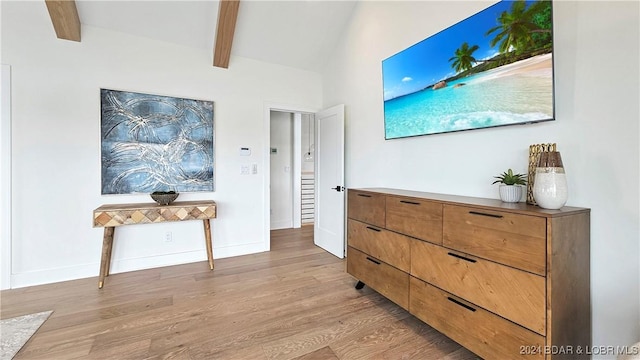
[492,169,527,203]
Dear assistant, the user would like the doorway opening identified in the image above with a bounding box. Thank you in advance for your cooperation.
[263,103,345,258]
[269,111,316,231]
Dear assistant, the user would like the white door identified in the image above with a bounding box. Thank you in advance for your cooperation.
[314,104,345,258]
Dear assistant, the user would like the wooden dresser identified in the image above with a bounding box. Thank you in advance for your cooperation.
[346,188,590,359]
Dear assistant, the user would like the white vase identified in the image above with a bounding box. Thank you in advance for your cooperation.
[533,168,568,209]
[499,185,523,203]
[533,151,568,210]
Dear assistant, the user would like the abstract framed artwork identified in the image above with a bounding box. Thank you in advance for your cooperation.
[382,0,554,139]
[100,89,214,195]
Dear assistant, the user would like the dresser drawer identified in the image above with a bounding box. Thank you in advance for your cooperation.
[386,195,443,245]
[347,190,385,227]
[410,277,544,360]
[347,219,410,272]
[411,239,545,334]
[443,204,546,276]
[347,246,409,309]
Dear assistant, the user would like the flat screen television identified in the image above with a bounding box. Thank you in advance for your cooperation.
[382,0,554,139]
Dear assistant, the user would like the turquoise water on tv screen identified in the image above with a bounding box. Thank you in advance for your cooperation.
[383,60,554,139]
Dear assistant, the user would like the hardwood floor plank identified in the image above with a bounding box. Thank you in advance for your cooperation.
[13,338,94,360]
[44,296,173,332]
[261,296,411,359]
[292,346,339,360]
[1,227,479,359]
[330,317,426,359]
[87,338,152,360]
[187,342,268,360]
[147,282,374,357]
[142,347,194,360]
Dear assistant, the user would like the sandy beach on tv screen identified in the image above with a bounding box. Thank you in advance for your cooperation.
[476,53,552,84]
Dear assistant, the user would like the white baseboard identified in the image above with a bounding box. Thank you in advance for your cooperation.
[108,249,208,274]
[11,263,100,289]
[10,242,269,289]
[214,241,269,259]
[271,220,293,230]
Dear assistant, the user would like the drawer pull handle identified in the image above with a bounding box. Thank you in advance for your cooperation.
[447,252,477,263]
[468,211,503,218]
[357,194,372,198]
[447,297,476,312]
[366,226,381,232]
[366,257,381,265]
[400,200,420,205]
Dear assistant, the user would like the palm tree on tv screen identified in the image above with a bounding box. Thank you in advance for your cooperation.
[448,42,480,73]
[486,0,552,56]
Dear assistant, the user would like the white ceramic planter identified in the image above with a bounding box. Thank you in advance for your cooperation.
[533,168,568,209]
[499,185,523,203]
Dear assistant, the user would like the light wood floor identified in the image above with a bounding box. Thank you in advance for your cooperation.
[1,227,478,360]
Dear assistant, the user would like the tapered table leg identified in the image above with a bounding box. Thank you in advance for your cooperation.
[203,219,214,270]
[98,227,115,289]
[105,229,114,277]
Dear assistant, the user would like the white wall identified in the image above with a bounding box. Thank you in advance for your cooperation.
[270,111,294,229]
[323,0,640,353]
[1,1,321,288]
[1,65,11,290]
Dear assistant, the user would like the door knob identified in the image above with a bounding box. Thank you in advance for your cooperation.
[331,186,344,192]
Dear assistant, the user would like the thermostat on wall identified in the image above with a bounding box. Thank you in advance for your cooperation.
[240,147,251,156]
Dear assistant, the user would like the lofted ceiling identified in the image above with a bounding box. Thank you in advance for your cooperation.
[72,0,358,73]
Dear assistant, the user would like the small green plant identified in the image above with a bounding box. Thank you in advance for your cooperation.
[492,169,527,186]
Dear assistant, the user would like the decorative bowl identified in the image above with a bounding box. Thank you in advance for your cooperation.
[150,191,179,205]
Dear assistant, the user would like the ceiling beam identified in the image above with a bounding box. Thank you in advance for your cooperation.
[213,0,240,68]
[45,0,81,42]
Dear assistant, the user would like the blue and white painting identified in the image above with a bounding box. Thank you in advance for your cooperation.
[382,0,554,139]
[101,89,214,194]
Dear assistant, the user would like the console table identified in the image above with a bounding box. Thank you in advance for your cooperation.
[93,200,217,288]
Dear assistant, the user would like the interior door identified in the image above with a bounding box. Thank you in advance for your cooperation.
[314,104,345,258]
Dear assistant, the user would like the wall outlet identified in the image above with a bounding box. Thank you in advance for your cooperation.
[241,165,250,175]
[165,231,173,242]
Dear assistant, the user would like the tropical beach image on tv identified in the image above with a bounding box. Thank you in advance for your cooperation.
[382,0,554,139]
